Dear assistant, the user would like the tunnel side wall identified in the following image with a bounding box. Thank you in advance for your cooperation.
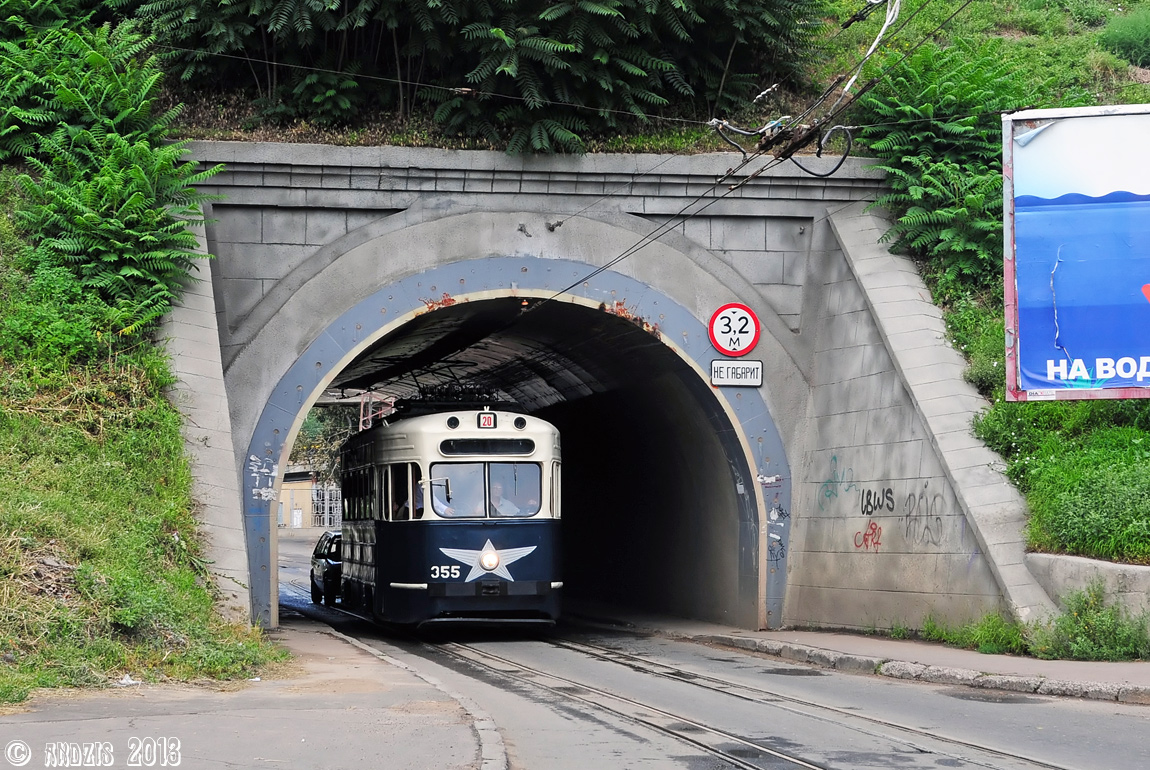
[784,203,1056,630]
[786,246,1003,629]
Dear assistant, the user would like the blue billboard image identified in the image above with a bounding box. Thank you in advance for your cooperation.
[1007,108,1150,397]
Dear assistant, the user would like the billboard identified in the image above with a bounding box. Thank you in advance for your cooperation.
[1003,104,1150,401]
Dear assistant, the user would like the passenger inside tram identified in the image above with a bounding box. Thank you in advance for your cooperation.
[487,481,521,517]
[400,466,455,518]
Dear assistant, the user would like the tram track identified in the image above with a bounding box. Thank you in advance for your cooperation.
[543,635,1077,770]
[434,638,826,770]
[279,585,1075,770]
[283,589,821,769]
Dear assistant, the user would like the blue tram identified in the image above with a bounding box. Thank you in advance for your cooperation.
[339,405,562,625]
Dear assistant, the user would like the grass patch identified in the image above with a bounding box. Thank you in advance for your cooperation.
[1100,5,1150,67]
[923,613,1029,655]
[909,582,1149,660]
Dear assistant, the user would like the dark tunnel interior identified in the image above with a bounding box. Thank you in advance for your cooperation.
[319,297,756,625]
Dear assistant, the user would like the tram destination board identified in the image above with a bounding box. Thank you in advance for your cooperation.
[711,360,763,387]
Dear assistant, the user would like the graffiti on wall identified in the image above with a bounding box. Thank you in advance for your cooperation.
[765,493,791,566]
[904,486,945,548]
[859,487,894,516]
[853,520,882,551]
[817,455,857,510]
[813,455,963,553]
[248,454,278,501]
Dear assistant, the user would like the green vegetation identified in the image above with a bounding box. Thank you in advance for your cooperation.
[856,40,1035,288]
[923,612,1029,655]
[0,167,283,704]
[844,1,1150,566]
[921,582,1150,661]
[114,0,827,152]
[1100,6,1150,66]
[0,9,283,702]
[289,405,360,484]
[0,19,221,329]
[1030,581,1150,660]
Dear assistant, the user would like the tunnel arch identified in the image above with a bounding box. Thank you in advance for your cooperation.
[229,210,798,628]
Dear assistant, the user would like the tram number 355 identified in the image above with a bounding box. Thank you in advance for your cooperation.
[430,565,461,579]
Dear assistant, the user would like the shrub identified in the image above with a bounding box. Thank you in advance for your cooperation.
[1030,581,1150,660]
[857,40,1033,288]
[17,131,219,331]
[259,65,366,128]
[0,21,178,162]
[0,0,105,41]
[124,0,828,152]
[1100,6,1150,67]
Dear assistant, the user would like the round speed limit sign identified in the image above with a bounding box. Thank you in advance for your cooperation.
[708,303,761,357]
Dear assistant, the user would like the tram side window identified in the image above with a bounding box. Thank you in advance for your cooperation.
[551,461,561,519]
[342,470,356,520]
[390,463,413,521]
[376,465,389,521]
[364,467,375,519]
[354,469,364,520]
[342,467,374,521]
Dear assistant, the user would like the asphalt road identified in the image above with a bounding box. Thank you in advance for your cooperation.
[277,538,1150,770]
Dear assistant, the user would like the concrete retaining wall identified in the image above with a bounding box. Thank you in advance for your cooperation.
[1027,553,1150,618]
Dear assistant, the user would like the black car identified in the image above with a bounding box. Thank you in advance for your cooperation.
[310,531,341,606]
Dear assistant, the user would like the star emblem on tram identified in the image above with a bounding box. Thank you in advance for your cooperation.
[440,540,537,582]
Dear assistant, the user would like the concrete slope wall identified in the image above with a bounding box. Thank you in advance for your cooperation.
[160,226,250,621]
[784,202,1056,629]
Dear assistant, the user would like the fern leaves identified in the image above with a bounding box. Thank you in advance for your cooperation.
[857,40,1033,286]
[117,0,824,153]
[3,20,220,336]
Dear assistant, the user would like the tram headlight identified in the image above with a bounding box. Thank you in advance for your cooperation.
[480,551,500,571]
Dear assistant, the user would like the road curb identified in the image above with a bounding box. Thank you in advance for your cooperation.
[693,633,1150,705]
[324,628,509,770]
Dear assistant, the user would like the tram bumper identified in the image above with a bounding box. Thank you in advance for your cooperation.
[387,580,561,624]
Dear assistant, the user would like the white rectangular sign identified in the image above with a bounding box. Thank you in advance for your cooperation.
[711,360,763,387]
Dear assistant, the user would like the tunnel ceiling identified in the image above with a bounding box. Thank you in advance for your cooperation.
[325,297,694,411]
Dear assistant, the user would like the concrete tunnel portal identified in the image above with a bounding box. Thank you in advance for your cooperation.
[242,250,793,630]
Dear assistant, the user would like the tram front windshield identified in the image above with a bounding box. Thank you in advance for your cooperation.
[429,462,542,518]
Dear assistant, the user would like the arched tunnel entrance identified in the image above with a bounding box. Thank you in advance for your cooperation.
[328,296,754,625]
[242,254,792,630]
